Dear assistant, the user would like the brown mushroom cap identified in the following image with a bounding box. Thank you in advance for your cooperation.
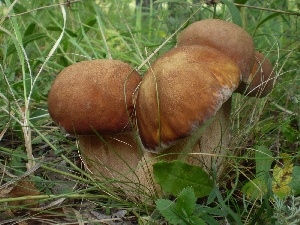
[136,45,240,151]
[235,52,274,97]
[48,59,141,135]
[177,19,255,81]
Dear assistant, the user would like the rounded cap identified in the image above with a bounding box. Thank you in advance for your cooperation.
[235,52,274,97]
[136,45,240,151]
[177,19,255,81]
[48,59,141,135]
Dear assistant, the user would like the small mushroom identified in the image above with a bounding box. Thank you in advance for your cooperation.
[48,59,143,183]
[177,19,255,81]
[235,52,274,97]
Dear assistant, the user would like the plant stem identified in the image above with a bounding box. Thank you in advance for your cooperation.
[234,3,300,16]
[0,193,118,204]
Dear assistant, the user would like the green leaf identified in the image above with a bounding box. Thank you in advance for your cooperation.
[220,0,242,27]
[189,216,206,225]
[242,176,269,200]
[255,145,273,176]
[281,123,299,142]
[13,2,28,14]
[156,199,179,224]
[176,187,196,216]
[291,166,300,195]
[24,23,36,37]
[156,188,201,225]
[153,160,213,198]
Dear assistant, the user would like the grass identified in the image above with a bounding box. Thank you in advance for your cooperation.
[0,0,299,224]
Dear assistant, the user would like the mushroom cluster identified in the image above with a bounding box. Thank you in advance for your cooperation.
[48,19,274,198]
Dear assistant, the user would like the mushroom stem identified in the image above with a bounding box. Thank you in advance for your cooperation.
[78,131,147,198]
[78,131,143,182]
[135,98,232,197]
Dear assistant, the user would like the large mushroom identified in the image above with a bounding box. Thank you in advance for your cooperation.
[47,59,143,186]
[134,45,241,195]
[134,19,274,197]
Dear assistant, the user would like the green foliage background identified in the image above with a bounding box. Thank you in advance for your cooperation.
[0,0,299,224]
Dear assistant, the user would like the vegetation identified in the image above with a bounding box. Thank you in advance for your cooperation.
[0,0,299,224]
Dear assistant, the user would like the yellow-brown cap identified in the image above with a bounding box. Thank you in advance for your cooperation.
[47,59,141,135]
[177,19,255,81]
[235,52,274,97]
[136,45,240,151]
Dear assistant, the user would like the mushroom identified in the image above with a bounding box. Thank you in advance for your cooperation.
[134,45,241,193]
[177,19,255,81]
[47,59,143,185]
[134,20,275,198]
[235,52,274,97]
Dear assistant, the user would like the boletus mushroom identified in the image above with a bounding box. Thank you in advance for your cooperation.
[134,45,241,192]
[48,59,143,185]
[134,19,274,198]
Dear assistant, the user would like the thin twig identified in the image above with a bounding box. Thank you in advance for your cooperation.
[234,3,300,16]
[270,101,298,116]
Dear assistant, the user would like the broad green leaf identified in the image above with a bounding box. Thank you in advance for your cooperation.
[290,166,300,195]
[176,187,196,216]
[156,188,201,225]
[255,145,273,176]
[242,176,268,200]
[220,0,242,27]
[153,160,213,198]
[156,199,180,225]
